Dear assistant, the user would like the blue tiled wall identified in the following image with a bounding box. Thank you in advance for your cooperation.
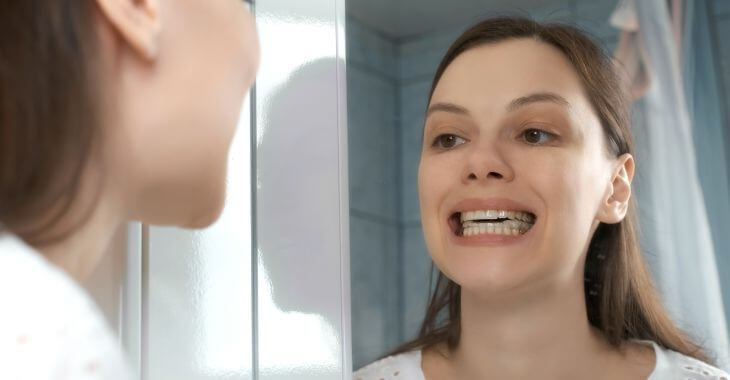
[715,2,730,117]
[707,0,730,336]
[346,16,400,370]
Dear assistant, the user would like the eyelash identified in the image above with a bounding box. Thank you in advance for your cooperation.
[520,128,558,145]
[431,134,467,150]
[429,127,558,151]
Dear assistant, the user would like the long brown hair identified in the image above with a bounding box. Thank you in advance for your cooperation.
[0,1,100,244]
[390,17,709,363]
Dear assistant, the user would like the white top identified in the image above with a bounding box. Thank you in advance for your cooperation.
[354,342,730,380]
[0,233,135,380]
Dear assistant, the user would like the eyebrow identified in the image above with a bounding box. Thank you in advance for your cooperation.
[506,92,571,112]
[426,92,571,118]
[425,102,470,117]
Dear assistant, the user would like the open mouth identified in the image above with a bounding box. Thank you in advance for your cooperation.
[449,210,536,237]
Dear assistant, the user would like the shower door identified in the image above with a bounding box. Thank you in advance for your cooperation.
[111,0,352,379]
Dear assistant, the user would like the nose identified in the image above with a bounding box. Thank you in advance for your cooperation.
[462,141,514,184]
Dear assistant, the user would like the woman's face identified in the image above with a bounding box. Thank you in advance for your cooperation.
[419,38,623,295]
[101,0,259,228]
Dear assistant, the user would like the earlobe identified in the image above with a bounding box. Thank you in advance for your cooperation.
[598,154,635,224]
[94,0,161,61]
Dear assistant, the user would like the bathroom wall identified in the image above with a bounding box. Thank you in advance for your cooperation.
[715,1,730,120]
[700,0,730,336]
[346,19,402,369]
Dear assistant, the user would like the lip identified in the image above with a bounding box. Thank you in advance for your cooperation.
[447,197,538,246]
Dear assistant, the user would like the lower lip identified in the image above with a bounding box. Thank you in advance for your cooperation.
[449,223,535,246]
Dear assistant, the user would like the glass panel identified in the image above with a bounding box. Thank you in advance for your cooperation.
[253,0,350,379]
[145,95,254,380]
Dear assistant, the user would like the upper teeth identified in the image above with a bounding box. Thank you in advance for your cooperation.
[460,210,535,223]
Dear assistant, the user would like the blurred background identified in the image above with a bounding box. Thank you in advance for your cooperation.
[346,0,730,370]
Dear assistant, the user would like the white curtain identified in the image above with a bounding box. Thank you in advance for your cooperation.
[611,0,729,368]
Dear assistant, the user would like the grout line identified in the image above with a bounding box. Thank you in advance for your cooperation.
[706,0,730,228]
[401,220,422,229]
[350,208,400,226]
[347,61,399,84]
[345,13,400,42]
[395,56,405,344]
[399,75,435,87]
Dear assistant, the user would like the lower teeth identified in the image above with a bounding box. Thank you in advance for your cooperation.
[461,220,531,236]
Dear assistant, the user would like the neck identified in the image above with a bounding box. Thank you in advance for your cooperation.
[34,163,124,283]
[451,276,613,379]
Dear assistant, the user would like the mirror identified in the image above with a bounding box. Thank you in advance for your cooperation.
[345,0,730,370]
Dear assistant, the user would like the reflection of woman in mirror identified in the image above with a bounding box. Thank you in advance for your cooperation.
[355,17,728,379]
[0,0,258,378]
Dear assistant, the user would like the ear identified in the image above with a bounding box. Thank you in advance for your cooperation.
[597,153,635,224]
[95,0,161,60]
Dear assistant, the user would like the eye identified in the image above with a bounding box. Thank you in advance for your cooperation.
[521,128,556,145]
[432,134,467,149]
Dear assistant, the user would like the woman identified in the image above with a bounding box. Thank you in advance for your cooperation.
[0,0,258,378]
[354,17,728,380]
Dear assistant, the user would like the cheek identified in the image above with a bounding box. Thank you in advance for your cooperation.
[418,154,457,260]
[528,153,606,254]
[418,155,451,219]
[168,1,258,144]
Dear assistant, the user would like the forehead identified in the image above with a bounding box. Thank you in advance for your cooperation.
[431,38,591,114]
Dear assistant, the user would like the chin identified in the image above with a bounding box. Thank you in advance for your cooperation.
[439,253,537,294]
[183,195,226,229]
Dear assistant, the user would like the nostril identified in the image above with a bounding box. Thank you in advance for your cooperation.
[487,171,503,179]
[467,171,505,180]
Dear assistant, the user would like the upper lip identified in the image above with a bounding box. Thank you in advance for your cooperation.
[450,197,537,217]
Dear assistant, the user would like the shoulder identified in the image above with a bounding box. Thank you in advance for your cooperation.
[649,341,729,380]
[0,233,95,329]
[663,350,729,379]
[0,234,134,380]
[354,351,425,380]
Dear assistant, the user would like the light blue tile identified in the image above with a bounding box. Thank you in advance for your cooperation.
[400,140,421,225]
[529,4,575,23]
[347,67,397,150]
[398,79,431,121]
[350,216,400,369]
[600,36,619,56]
[573,0,620,40]
[401,226,432,340]
[347,67,398,221]
[398,28,462,82]
[717,19,730,115]
[348,136,398,223]
[401,162,421,224]
[398,26,462,58]
[713,0,730,16]
[398,49,442,83]
[347,17,398,79]
[399,81,431,223]
[718,19,730,59]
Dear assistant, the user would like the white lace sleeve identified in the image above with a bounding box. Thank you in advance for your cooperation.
[0,234,135,380]
[354,351,425,380]
[650,340,729,380]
